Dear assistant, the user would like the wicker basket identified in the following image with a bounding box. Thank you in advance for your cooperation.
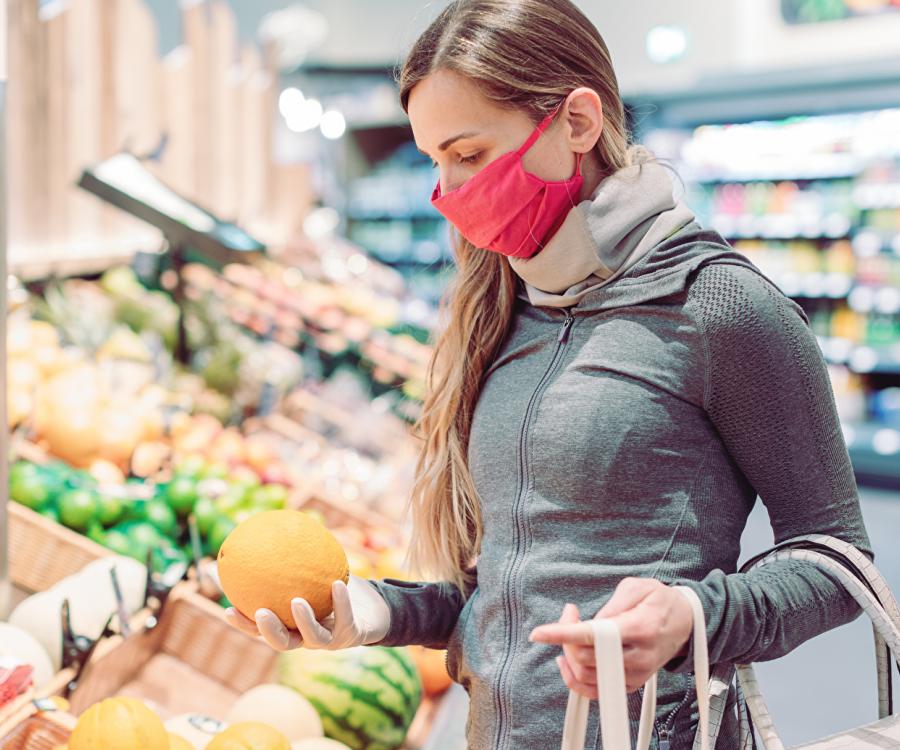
[0,502,114,729]
[1,582,441,748]
[0,710,74,750]
[8,501,111,594]
[63,582,278,719]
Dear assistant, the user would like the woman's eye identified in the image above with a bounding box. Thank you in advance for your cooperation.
[429,153,481,169]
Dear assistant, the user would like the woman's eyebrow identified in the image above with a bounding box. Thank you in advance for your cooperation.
[417,131,480,157]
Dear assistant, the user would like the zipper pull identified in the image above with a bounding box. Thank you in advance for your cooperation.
[558,315,574,343]
[658,728,672,750]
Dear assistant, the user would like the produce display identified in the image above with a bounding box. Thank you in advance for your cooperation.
[8,452,290,575]
[205,722,291,750]
[181,261,429,409]
[3,248,448,749]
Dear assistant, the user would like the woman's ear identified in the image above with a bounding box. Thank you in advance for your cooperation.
[563,87,603,154]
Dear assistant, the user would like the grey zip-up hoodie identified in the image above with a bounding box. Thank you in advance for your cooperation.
[372,210,871,749]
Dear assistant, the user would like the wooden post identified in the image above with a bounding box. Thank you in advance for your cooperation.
[6,0,49,261]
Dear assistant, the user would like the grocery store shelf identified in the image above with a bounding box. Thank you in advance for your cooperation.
[348,212,443,222]
[852,230,900,256]
[694,169,861,184]
[9,239,162,282]
[845,421,900,490]
[722,229,854,241]
[626,55,900,131]
[770,272,854,299]
[819,337,900,376]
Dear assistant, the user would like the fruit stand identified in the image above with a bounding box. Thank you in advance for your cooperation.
[0,180,453,750]
[0,0,463,744]
[0,250,454,747]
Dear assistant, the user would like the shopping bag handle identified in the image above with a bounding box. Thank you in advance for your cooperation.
[560,586,710,750]
[735,544,900,750]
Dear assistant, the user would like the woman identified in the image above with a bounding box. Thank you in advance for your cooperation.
[226,1,872,747]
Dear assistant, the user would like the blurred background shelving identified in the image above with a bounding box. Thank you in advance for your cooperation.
[4,1,900,747]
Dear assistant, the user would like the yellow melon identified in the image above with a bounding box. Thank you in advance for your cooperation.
[217,510,348,627]
[169,733,195,750]
[69,696,168,750]
[205,722,290,750]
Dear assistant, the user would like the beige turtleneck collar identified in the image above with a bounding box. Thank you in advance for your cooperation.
[508,160,696,308]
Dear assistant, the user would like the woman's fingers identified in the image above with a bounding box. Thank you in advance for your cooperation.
[557,603,586,685]
[225,607,260,636]
[557,655,598,700]
[595,577,656,619]
[291,597,334,647]
[529,621,594,646]
[567,655,597,685]
[330,580,354,635]
[255,608,302,651]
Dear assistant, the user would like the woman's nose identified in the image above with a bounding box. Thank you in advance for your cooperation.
[439,166,467,196]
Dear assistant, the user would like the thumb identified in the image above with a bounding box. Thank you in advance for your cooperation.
[595,579,653,620]
[560,602,581,624]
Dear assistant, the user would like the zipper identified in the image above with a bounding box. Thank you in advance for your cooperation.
[558,314,574,343]
[657,727,672,750]
[654,672,695,750]
[493,309,575,750]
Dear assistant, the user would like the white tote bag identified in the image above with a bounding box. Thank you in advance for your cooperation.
[561,534,900,750]
[724,534,900,750]
[560,585,712,750]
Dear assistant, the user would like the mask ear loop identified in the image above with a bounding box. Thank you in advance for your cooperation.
[564,151,585,207]
[516,101,566,156]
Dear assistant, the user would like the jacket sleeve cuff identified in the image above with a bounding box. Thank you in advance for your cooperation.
[367,578,467,650]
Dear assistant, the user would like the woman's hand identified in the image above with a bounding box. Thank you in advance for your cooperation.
[224,574,391,652]
[528,577,694,697]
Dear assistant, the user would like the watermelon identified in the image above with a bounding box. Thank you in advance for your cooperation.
[277,646,422,750]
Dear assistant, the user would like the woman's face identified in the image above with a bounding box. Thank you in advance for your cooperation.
[408,69,598,197]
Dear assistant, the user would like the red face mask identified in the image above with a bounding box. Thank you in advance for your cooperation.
[430,103,584,260]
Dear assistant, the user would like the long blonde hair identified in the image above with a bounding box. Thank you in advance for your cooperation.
[400,0,645,591]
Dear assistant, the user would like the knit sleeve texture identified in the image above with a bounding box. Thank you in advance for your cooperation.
[665,262,873,672]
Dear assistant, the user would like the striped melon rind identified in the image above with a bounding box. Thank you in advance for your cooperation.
[277,646,422,750]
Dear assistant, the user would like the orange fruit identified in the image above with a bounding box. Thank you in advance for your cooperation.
[410,646,453,696]
[217,510,349,627]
